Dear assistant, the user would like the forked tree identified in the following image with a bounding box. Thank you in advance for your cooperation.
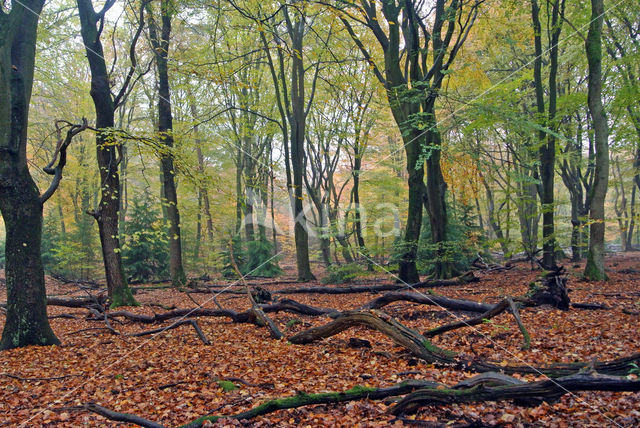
[338,0,483,281]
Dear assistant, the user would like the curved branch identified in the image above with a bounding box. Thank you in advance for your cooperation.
[40,118,88,204]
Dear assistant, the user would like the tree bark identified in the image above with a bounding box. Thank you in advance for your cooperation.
[531,0,564,268]
[77,0,137,307]
[583,0,609,281]
[148,0,186,287]
[0,0,60,349]
[286,12,315,281]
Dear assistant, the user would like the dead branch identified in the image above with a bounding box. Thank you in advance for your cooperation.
[1,372,82,382]
[392,372,640,415]
[288,310,456,364]
[462,353,640,377]
[363,291,492,313]
[229,239,283,340]
[83,403,164,428]
[129,319,210,344]
[276,274,478,296]
[506,298,531,350]
[424,299,510,337]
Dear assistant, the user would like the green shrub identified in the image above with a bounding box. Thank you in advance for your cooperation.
[220,236,281,278]
[322,263,364,284]
[220,234,246,278]
[393,202,485,278]
[122,197,169,282]
[244,238,281,277]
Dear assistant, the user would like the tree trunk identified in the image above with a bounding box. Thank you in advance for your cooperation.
[288,14,315,281]
[352,144,372,269]
[149,0,186,287]
[398,132,424,284]
[424,125,456,279]
[77,0,137,307]
[584,0,609,280]
[531,0,563,268]
[0,0,60,349]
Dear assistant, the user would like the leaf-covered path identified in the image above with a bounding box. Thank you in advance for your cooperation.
[1,253,639,426]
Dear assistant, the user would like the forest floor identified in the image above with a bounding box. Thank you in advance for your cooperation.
[0,252,639,427]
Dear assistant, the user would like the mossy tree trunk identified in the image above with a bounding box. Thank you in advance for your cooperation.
[77,0,138,307]
[0,0,60,349]
[148,0,186,287]
[583,0,609,281]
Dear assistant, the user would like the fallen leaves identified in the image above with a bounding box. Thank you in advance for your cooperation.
[0,254,638,426]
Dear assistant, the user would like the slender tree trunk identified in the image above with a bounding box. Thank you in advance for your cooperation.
[288,14,315,281]
[584,0,609,280]
[627,185,636,250]
[235,145,243,235]
[57,197,66,235]
[77,0,136,306]
[482,178,508,255]
[352,146,372,270]
[149,0,186,287]
[531,0,563,268]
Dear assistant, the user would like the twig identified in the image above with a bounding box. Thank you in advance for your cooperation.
[1,372,82,382]
[129,319,210,345]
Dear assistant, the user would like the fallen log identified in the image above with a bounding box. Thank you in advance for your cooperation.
[103,299,336,326]
[84,380,439,428]
[288,310,456,364]
[424,299,510,337]
[363,291,492,313]
[50,274,102,288]
[261,298,337,317]
[1,296,107,311]
[571,302,609,310]
[84,372,640,427]
[103,308,250,324]
[83,403,163,428]
[276,273,478,296]
[463,353,640,377]
[392,372,640,415]
[47,296,106,308]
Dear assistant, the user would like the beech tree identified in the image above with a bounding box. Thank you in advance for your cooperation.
[76,0,141,306]
[583,0,608,280]
[0,0,59,349]
[147,0,187,287]
[338,0,483,281]
[530,0,565,268]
